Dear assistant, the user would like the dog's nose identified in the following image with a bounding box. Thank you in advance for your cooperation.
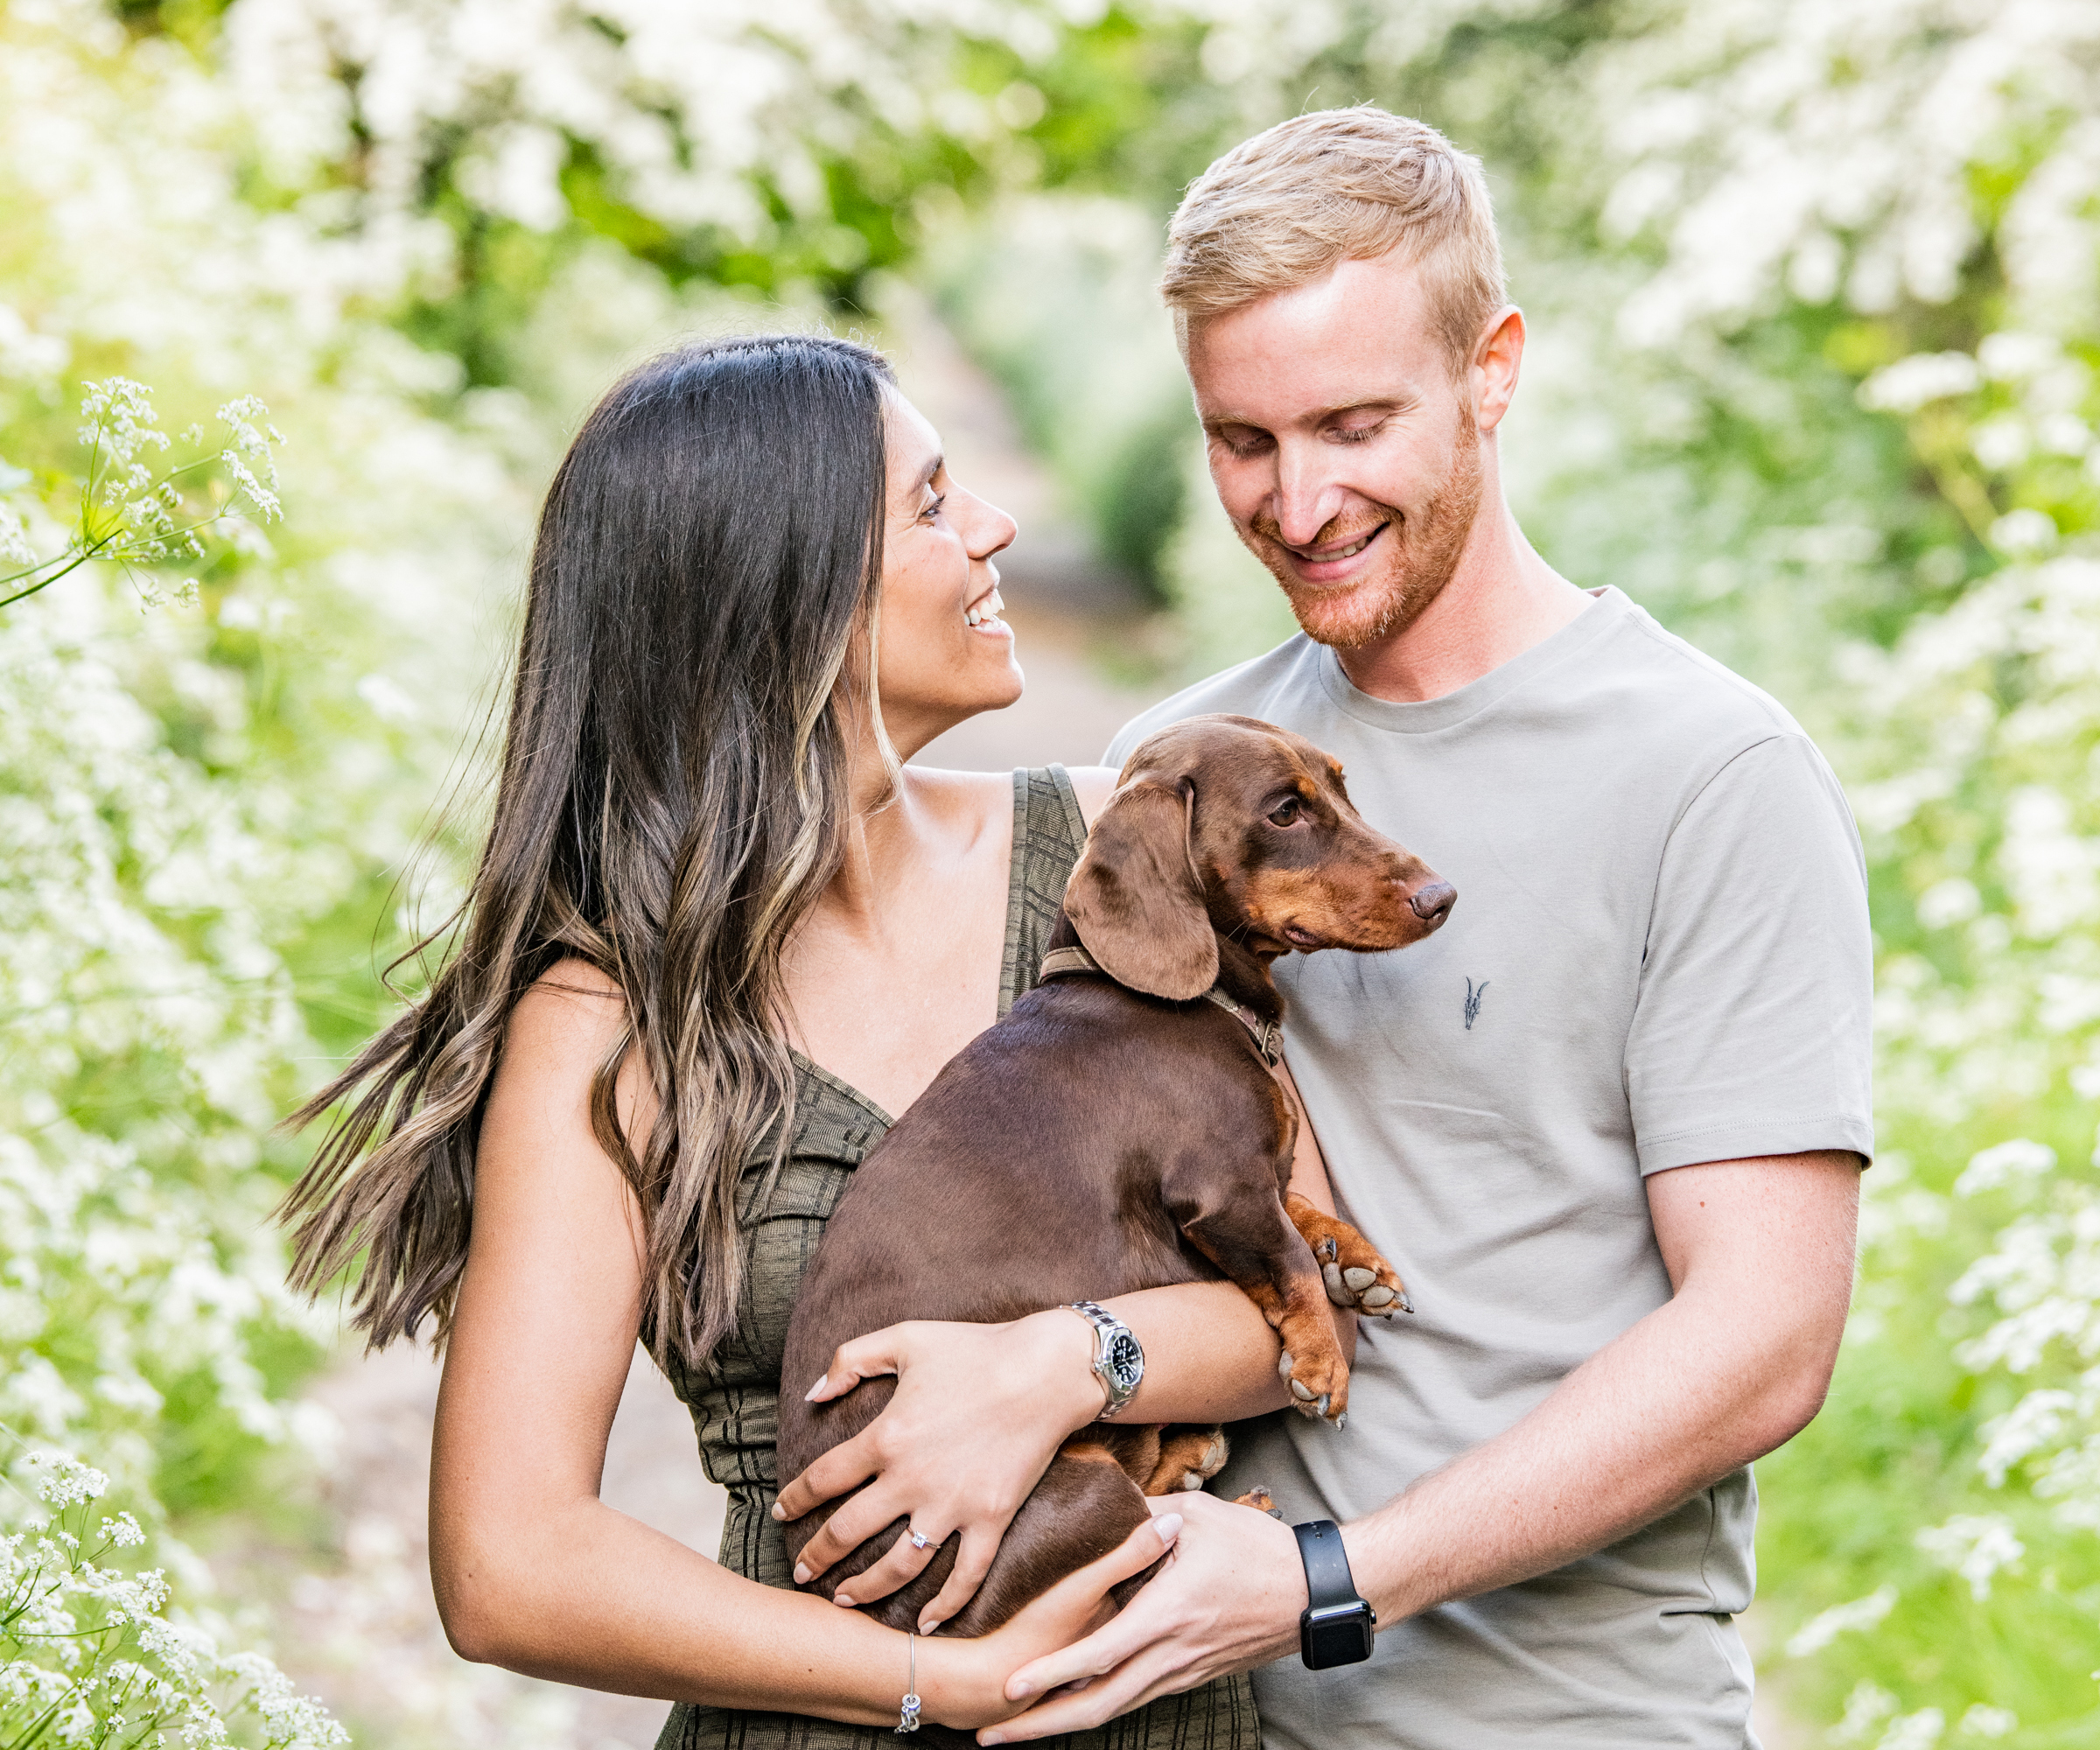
[1409,881,1456,928]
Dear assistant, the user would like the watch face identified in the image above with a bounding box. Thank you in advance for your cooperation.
[1303,1603,1376,1670]
[1105,1330,1144,1391]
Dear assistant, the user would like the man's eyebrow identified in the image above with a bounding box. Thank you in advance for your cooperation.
[1200,396,1417,434]
[1317,396,1414,420]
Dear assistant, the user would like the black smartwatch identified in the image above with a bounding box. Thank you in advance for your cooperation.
[1292,1519,1376,1669]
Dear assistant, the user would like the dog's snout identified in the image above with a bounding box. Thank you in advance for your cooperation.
[1409,880,1457,929]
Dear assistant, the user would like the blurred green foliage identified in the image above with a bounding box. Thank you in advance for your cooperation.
[11,0,2100,1741]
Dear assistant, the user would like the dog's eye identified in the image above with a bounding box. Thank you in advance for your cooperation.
[1267,797,1303,827]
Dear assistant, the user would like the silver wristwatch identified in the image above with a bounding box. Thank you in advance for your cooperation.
[1065,1300,1144,1420]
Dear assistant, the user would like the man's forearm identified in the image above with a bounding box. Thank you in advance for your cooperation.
[1345,1223,1846,1620]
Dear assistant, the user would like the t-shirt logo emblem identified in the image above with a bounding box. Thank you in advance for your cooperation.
[1464,977,1489,1031]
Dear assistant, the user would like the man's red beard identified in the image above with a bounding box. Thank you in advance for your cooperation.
[1243,420,1486,650]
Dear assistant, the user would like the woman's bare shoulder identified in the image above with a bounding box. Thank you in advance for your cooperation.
[506,957,628,1065]
[1065,765,1118,829]
[485,959,651,1184]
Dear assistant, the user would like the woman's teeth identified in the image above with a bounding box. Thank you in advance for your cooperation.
[964,588,1006,629]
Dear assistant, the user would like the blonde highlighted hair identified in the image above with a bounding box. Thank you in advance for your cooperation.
[1159,106,1506,373]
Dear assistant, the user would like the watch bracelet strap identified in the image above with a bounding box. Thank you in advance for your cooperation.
[1292,1518,1363,1613]
[1063,1301,1129,1418]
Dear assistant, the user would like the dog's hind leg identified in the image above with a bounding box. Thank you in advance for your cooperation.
[935,1447,1161,1638]
[1063,1424,1162,1491]
[1144,1424,1228,1495]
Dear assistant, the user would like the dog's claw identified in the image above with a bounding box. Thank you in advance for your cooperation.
[1334,1410,1348,1430]
[1318,1236,1337,1263]
[1315,1394,1330,1418]
[1399,1291,1416,1313]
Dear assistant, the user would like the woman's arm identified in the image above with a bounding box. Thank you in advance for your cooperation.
[774,1056,1353,1628]
[428,964,1170,1725]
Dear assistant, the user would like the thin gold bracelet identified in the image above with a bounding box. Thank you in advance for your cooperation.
[895,1629,920,1734]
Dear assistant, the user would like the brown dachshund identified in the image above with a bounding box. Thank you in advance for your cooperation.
[777,714,1454,1646]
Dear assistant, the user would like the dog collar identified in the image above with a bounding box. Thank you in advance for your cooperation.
[1038,945,1282,1067]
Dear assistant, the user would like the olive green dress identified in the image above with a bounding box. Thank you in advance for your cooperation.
[656,766,1260,1750]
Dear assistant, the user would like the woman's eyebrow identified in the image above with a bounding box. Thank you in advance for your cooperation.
[897,451,943,504]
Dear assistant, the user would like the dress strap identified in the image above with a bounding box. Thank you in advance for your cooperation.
[998,764,1088,1017]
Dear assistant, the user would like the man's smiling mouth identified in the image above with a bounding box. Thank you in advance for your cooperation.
[1287,522,1389,566]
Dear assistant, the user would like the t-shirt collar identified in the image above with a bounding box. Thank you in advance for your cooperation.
[1315,584,1630,735]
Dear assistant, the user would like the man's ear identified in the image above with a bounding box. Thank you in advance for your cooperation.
[1063,780,1218,1001]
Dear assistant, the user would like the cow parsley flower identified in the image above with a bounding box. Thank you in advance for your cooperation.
[3,378,284,612]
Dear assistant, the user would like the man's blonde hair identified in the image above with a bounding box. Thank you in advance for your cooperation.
[1160,106,1506,374]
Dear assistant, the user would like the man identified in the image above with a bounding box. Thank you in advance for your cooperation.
[987,106,1872,1748]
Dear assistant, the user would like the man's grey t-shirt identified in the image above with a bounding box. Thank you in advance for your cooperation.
[1104,587,1873,1750]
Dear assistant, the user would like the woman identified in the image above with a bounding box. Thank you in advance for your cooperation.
[283,334,1343,1747]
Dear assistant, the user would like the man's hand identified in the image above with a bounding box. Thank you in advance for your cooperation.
[980,1494,1303,1745]
[773,1311,1102,1631]
[919,1514,1186,1732]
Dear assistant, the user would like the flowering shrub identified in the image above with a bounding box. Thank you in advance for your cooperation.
[10,0,2100,1740]
[1574,4,2100,1737]
[1,1450,343,1748]
[0,3,530,1734]
[0,380,282,613]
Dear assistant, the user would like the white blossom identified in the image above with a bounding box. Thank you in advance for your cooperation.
[1784,1585,1898,1656]
[1914,1513,2025,1599]
[1954,1138,2058,1198]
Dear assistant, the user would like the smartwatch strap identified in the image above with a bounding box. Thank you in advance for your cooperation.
[1292,1519,1359,1612]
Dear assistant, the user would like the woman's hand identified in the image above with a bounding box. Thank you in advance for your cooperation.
[916,1513,1183,1732]
[773,1311,1105,1631]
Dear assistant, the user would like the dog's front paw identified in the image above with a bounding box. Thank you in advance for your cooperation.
[1288,1194,1414,1316]
[1276,1335,1348,1424]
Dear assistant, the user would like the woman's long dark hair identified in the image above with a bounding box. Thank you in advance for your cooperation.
[282,333,895,1374]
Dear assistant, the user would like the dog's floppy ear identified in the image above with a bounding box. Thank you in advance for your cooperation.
[1063,779,1218,1001]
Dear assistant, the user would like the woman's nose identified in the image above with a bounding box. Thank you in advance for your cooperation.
[961,486,1018,561]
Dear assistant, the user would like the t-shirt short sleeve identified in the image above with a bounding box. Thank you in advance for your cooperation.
[1628,732,1875,1174]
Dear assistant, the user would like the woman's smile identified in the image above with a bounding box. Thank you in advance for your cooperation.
[964,584,1011,636]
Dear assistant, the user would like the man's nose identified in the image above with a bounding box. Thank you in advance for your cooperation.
[1272,444,1349,547]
